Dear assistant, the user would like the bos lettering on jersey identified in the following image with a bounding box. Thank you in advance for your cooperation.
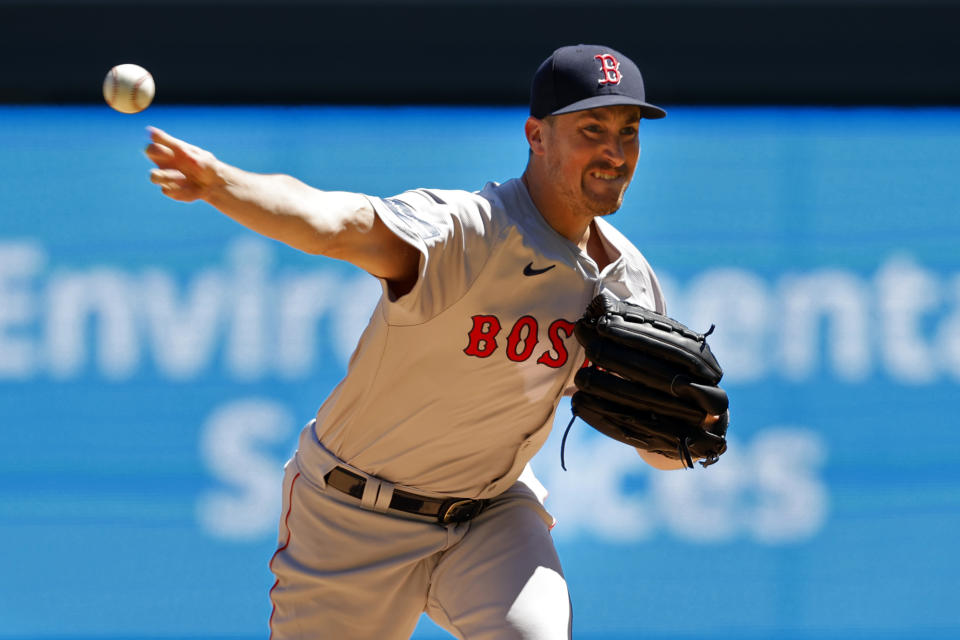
[463,315,576,368]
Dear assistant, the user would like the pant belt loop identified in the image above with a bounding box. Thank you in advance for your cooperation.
[373,481,395,513]
[360,475,380,510]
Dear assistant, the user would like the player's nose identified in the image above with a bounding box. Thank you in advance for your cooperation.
[599,134,627,166]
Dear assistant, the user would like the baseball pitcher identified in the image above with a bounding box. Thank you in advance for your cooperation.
[145,44,729,640]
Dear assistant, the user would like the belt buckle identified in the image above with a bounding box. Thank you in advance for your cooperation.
[438,498,484,524]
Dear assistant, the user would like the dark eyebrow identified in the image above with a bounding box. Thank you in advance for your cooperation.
[575,113,602,124]
[577,108,641,125]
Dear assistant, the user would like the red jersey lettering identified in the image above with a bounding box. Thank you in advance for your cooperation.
[536,319,576,368]
[506,316,539,362]
[463,315,502,358]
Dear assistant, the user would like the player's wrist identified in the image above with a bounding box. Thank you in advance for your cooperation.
[203,160,241,204]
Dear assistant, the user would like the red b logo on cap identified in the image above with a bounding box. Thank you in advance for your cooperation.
[595,54,622,85]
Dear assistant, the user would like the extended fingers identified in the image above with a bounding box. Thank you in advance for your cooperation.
[150,167,185,184]
[147,126,186,151]
[144,141,176,167]
[149,167,199,200]
[144,127,214,202]
[145,126,203,166]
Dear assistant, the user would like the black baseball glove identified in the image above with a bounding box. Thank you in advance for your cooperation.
[566,293,729,469]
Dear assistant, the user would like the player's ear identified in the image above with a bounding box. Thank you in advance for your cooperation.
[525,116,547,156]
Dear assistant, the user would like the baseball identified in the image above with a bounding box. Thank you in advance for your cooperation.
[103,64,155,114]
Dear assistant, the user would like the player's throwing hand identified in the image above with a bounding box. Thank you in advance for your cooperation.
[145,127,220,202]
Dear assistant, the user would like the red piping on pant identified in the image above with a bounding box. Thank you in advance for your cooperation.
[268,471,301,639]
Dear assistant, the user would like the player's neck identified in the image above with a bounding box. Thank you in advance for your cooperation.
[521,170,592,245]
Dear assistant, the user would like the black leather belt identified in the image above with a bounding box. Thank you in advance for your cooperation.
[323,467,487,524]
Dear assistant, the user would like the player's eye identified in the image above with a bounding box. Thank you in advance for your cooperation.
[621,126,638,137]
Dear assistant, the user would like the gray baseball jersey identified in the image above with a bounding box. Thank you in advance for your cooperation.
[271,177,666,639]
[300,177,665,499]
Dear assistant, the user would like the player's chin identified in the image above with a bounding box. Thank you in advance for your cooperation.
[583,191,626,217]
[583,182,628,215]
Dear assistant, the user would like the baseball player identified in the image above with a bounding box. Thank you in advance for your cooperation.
[146,44,692,639]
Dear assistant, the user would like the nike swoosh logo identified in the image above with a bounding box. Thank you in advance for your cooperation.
[523,262,556,276]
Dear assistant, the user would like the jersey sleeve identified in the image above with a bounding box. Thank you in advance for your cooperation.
[366,188,498,325]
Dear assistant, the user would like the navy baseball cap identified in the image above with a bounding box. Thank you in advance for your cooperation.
[530,44,666,120]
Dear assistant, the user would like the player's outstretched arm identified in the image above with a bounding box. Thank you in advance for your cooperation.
[144,127,419,289]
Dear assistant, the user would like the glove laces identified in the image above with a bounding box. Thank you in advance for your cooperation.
[559,414,577,471]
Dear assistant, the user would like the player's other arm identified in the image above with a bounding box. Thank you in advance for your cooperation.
[144,127,419,291]
[637,450,688,470]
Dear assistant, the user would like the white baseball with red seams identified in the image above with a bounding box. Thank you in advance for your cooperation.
[102,64,155,114]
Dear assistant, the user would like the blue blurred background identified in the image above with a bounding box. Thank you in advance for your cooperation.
[1,104,958,638]
[3,0,960,637]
